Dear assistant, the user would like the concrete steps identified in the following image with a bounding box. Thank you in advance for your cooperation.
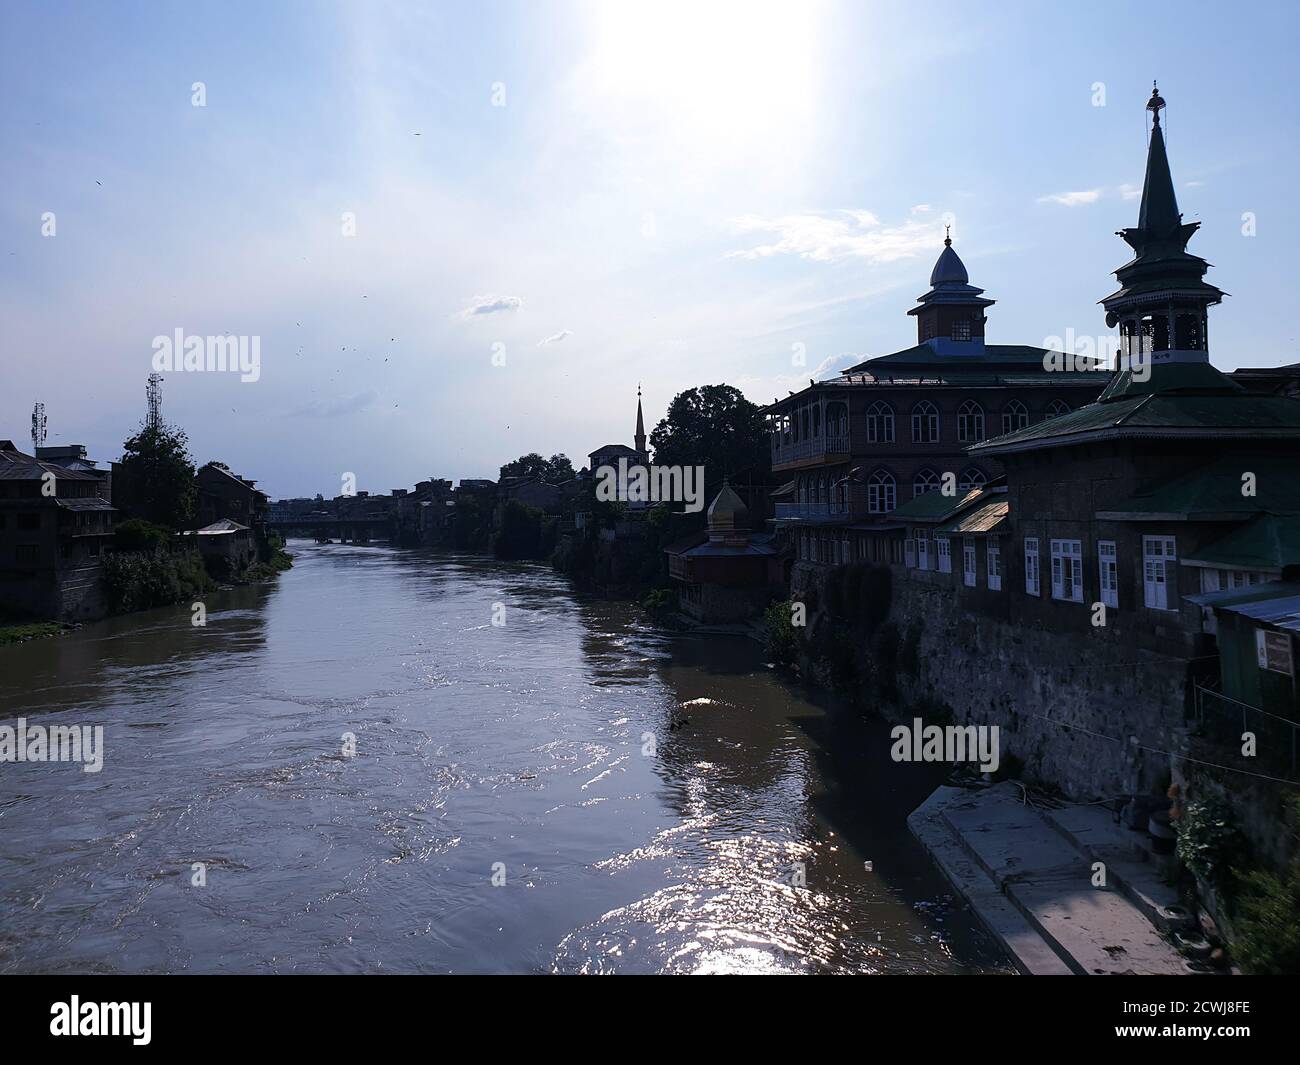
[909,783,1189,975]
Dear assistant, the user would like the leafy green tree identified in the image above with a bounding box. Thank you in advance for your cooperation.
[648,384,769,488]
[499,452,574,483]
[118,423,197,530]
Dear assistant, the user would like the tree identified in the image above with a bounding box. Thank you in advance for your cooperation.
[498,452,574,483]
[648,384,769,488]
[118,423,197,530]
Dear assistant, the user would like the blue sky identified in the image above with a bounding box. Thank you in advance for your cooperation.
[2,0,1297,497]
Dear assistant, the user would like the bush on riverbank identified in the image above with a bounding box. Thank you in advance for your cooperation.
[494,501,558,560]
[0,619,63,645]
[762,601,800,668]
[103,549,215,614]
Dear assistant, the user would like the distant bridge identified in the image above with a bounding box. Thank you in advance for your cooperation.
[268,516,394,542]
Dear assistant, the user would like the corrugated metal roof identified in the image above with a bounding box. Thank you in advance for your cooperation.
[936,499,1010,535]
[1185,582,1300,631]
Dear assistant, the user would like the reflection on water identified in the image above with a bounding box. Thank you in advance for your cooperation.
[0,543,1008,974]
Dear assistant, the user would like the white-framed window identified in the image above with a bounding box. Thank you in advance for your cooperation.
[1002,400,1029,435]
[1098,540,1118,609]
[957,401,985,442]
[952,318,972,342]
[913,468,941,499]
[1143,535,1177,610]
[1051,539,1084,602]
[937,537,952,574]
[1024,537,1040,597]
[958,466,986,493]
[1199,567,1222,594]
[911,401,940,443]
[867,402,895,444]
[867,469,896,514]
[963,541,977,587]
[987,544,1002,590]
[917,532,930,571]
[904,538,916,568]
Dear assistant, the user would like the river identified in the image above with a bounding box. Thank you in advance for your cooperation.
[0,543,1008,974]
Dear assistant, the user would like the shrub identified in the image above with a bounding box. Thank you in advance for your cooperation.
[1234,856,1300,974]
[763,600,801,668]
[1177,795,1247,889]
[103,550,215,614]
[641,588,678,624]
[112,519,173,553]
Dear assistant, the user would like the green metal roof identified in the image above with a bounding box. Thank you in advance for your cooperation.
[972,384,1300,455]
[1096,455,1300,521]
[890,486,985,523]
[1185,514,1300,571]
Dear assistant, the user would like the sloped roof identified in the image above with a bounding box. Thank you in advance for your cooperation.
[972,386,1300,455]
[935,499,1010,536]
[1184,513,1300,571]
[890,486,985,523]
[1096,455,1300,521]
[1186,583,1300,633]
[188,518,250,535]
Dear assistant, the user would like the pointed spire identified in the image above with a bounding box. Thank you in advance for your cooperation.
[1137,82,1181,239]
[634,384,646,457]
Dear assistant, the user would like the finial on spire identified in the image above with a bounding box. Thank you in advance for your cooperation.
[1147,81,1166,126]
[944,224,952,247]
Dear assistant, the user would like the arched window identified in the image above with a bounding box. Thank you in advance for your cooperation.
[826,401,848,440]
[957,400,985,442]
[1044,399,1070,419]
[912,400,940,443]
[866,401,895,444]
[1002,400,1029,435]
[867,469,896,514]
[913,468,941,498]
[812,405,822,437]
[958,467,986,492]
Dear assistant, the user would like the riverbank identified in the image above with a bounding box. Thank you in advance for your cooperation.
[909,782,1206,975]
[0,619,66,646]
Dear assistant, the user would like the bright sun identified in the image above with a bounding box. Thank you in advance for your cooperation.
[583,0,825,153]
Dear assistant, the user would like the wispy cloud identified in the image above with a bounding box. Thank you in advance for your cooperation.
[537,329,571,347]
[1037,189,1102,207]
[725,209,943,265]
[1118,183,1141,201]
[288,390,379,418]
[457,294,523,319]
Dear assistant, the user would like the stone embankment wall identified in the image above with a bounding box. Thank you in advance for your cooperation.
[790,560,1188,801]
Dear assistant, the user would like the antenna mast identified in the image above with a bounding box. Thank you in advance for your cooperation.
[31,402,47,452]
[146,373,163,430]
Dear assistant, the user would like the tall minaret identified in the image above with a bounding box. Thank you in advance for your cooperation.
[634,385,647,462]
[1102,84,1224,367]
